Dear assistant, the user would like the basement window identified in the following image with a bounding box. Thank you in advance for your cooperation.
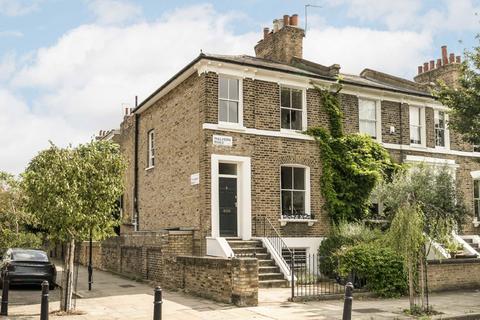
[281,87,305,131]
[282,248,307,268]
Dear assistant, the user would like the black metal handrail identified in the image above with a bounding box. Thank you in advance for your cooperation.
[254,215,292,276]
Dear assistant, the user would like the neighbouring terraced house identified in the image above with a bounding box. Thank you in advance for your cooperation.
[98,14,480,287]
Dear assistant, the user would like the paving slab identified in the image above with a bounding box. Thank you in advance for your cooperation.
[1,261,480,319]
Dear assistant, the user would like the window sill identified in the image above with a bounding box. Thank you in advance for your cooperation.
[145,166,155,171]
[279,218,317,227]
[217,122,245,131]
[409,144,427,149]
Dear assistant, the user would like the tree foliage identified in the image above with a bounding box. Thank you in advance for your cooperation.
[0,172,41,250]
[436,35,480,146]
[375,164,469,241]
[22,140,126,243]
[306,84,401,223]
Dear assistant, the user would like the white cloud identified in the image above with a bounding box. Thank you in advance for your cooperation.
[0,2,469,174]
[0,0,41,16]
[0,30,23,37]
[87,0,142,25]
[303,27,432,79]
[327,0,480,32]
[1,4,257,174]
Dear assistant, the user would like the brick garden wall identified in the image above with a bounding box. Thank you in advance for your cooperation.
[427,259,480,292]
[72,230,258,306]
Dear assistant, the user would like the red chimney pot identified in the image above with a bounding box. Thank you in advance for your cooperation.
[283,15,290,26]
[423,62,429,72]
[455,56,461,63]
[289,14,299,26]
[263,27,269,38]
[449,53,455,64]
[436,58,442,68]
[429,60,435,70]
[418,66,423,74]
[441,45,448,65]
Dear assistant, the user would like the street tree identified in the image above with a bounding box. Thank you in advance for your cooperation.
[22,140,125,312]
[375,164,469,313]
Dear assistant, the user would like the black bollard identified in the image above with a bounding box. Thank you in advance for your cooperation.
[1,271,9,316]
[40,281,49,320]
[342,282,353,320]
[153,286,162,320]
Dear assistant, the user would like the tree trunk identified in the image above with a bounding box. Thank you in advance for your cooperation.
[60,239,75,312]
[419,252,425,311]
[408,258,415,312]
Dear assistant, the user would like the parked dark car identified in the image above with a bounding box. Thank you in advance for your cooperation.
[0,248,56,289]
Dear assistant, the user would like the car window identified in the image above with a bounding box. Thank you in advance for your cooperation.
[12,250,49,262]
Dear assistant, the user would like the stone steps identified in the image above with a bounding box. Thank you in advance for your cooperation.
[227,239,288,288]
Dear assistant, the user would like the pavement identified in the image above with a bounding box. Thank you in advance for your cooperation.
[1,261,480,319]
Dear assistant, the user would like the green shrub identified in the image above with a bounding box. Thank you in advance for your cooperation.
[335,242,407,297]
[318,222,381,277]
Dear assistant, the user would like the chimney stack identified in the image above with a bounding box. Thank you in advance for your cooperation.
[255,13,305,64]
[414,45,463,87]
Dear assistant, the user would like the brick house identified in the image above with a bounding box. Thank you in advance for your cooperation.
[102,14,480,285]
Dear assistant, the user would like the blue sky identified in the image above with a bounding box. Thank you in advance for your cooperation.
[0,0,479,174]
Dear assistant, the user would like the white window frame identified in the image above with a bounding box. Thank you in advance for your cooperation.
[409,105,426,148]
[474,179,480,219]
[280,164,311,219]
[147,129,155,169]
[358,98,382,142]
[280,86,307,132]
[434,109,450,149]
[218,75,243,128]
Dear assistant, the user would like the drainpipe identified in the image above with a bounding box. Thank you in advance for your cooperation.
[134,96,140,231]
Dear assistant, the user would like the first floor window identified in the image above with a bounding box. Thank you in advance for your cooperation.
[281,87,304,130]
[359,99,378,139]
[219,76,240,124]
[435,110,446,147]
[147,129,155,167]
[475,180,480,218]
[410,106,423,145]
[281,166,307,218]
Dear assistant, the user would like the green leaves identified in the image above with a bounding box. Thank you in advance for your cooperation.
[436,36,480,146]
[22,140,126,243]
[306,85,401,223]
[335,242,407,297]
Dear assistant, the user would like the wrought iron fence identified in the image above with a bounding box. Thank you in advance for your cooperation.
[291,253,367,300]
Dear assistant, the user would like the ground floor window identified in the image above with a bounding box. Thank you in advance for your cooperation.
[281,166,309,219]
